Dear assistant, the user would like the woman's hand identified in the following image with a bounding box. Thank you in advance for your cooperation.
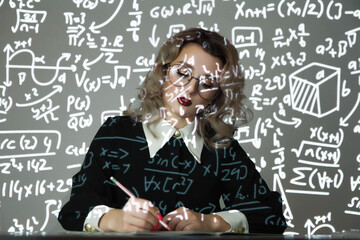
[98,198,160,232]
[163,207,230,232]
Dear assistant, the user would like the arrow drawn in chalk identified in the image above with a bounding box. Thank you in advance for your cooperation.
[16,85,63,107]
[339,92,360,127]
[149,24,160,48]
[273,112,302,128]
[3,44,14,87]
[83,53,104,70]
[89,0,124,34]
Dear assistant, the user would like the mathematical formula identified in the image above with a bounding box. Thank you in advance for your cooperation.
[0,0,359,235]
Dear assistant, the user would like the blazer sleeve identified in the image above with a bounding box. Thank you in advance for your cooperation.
[220,140,287,234]
[58,117,125,231]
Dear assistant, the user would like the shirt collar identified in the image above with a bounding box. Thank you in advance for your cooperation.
[142,118,204,163]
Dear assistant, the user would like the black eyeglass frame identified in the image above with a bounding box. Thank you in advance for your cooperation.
[165,64,222,101]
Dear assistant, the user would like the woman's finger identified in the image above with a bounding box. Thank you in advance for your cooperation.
[122,198,160,230]
[165,209,187,230]
[173,210,196,231]
[164,207,206,231]
[124,198,159,216]
[122,214,156,231]
[128,208,159,227]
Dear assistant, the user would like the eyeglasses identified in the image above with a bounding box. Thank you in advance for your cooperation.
[167,64,221,101]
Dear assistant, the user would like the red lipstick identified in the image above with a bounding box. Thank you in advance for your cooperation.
[177,97,192,106]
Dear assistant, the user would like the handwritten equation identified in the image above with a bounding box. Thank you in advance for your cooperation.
[0,0,359,235]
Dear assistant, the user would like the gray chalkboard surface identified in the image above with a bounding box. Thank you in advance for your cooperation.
[0,0,359,235]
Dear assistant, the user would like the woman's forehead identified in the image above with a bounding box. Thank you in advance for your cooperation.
[173,43,223,72]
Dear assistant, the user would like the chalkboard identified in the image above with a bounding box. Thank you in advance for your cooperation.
[0,0,359,235]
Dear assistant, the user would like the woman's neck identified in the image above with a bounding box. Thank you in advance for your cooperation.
[162,110,194,129]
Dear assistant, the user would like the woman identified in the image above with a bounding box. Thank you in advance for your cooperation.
[58,28,287,233]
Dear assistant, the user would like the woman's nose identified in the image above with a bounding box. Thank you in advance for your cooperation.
[186,77,198,95]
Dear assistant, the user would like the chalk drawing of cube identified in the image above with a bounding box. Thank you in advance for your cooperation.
[288,62,340,118]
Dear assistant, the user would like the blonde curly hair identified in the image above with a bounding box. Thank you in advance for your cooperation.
[126,28,252,150]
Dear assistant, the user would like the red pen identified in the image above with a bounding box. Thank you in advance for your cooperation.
[110,176,171,231]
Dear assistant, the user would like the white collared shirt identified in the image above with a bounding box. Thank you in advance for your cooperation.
[143,117,203,163]
[83,118,249,233]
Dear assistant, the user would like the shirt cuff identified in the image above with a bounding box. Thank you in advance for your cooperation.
[214,210,249,233]
[83,205,113,232]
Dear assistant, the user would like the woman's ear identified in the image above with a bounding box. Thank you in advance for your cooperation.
[162,64,170,82]
[204,104,211,116]
[162,64,169,73]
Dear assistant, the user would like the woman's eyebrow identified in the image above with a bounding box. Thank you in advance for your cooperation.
[176,61,221,78]
[176,61,194,69]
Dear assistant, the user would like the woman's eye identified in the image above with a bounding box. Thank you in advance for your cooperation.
[200,81,212,89]
[177,68,191,76]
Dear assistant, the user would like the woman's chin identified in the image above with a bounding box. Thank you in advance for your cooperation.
[170,111,195,120]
